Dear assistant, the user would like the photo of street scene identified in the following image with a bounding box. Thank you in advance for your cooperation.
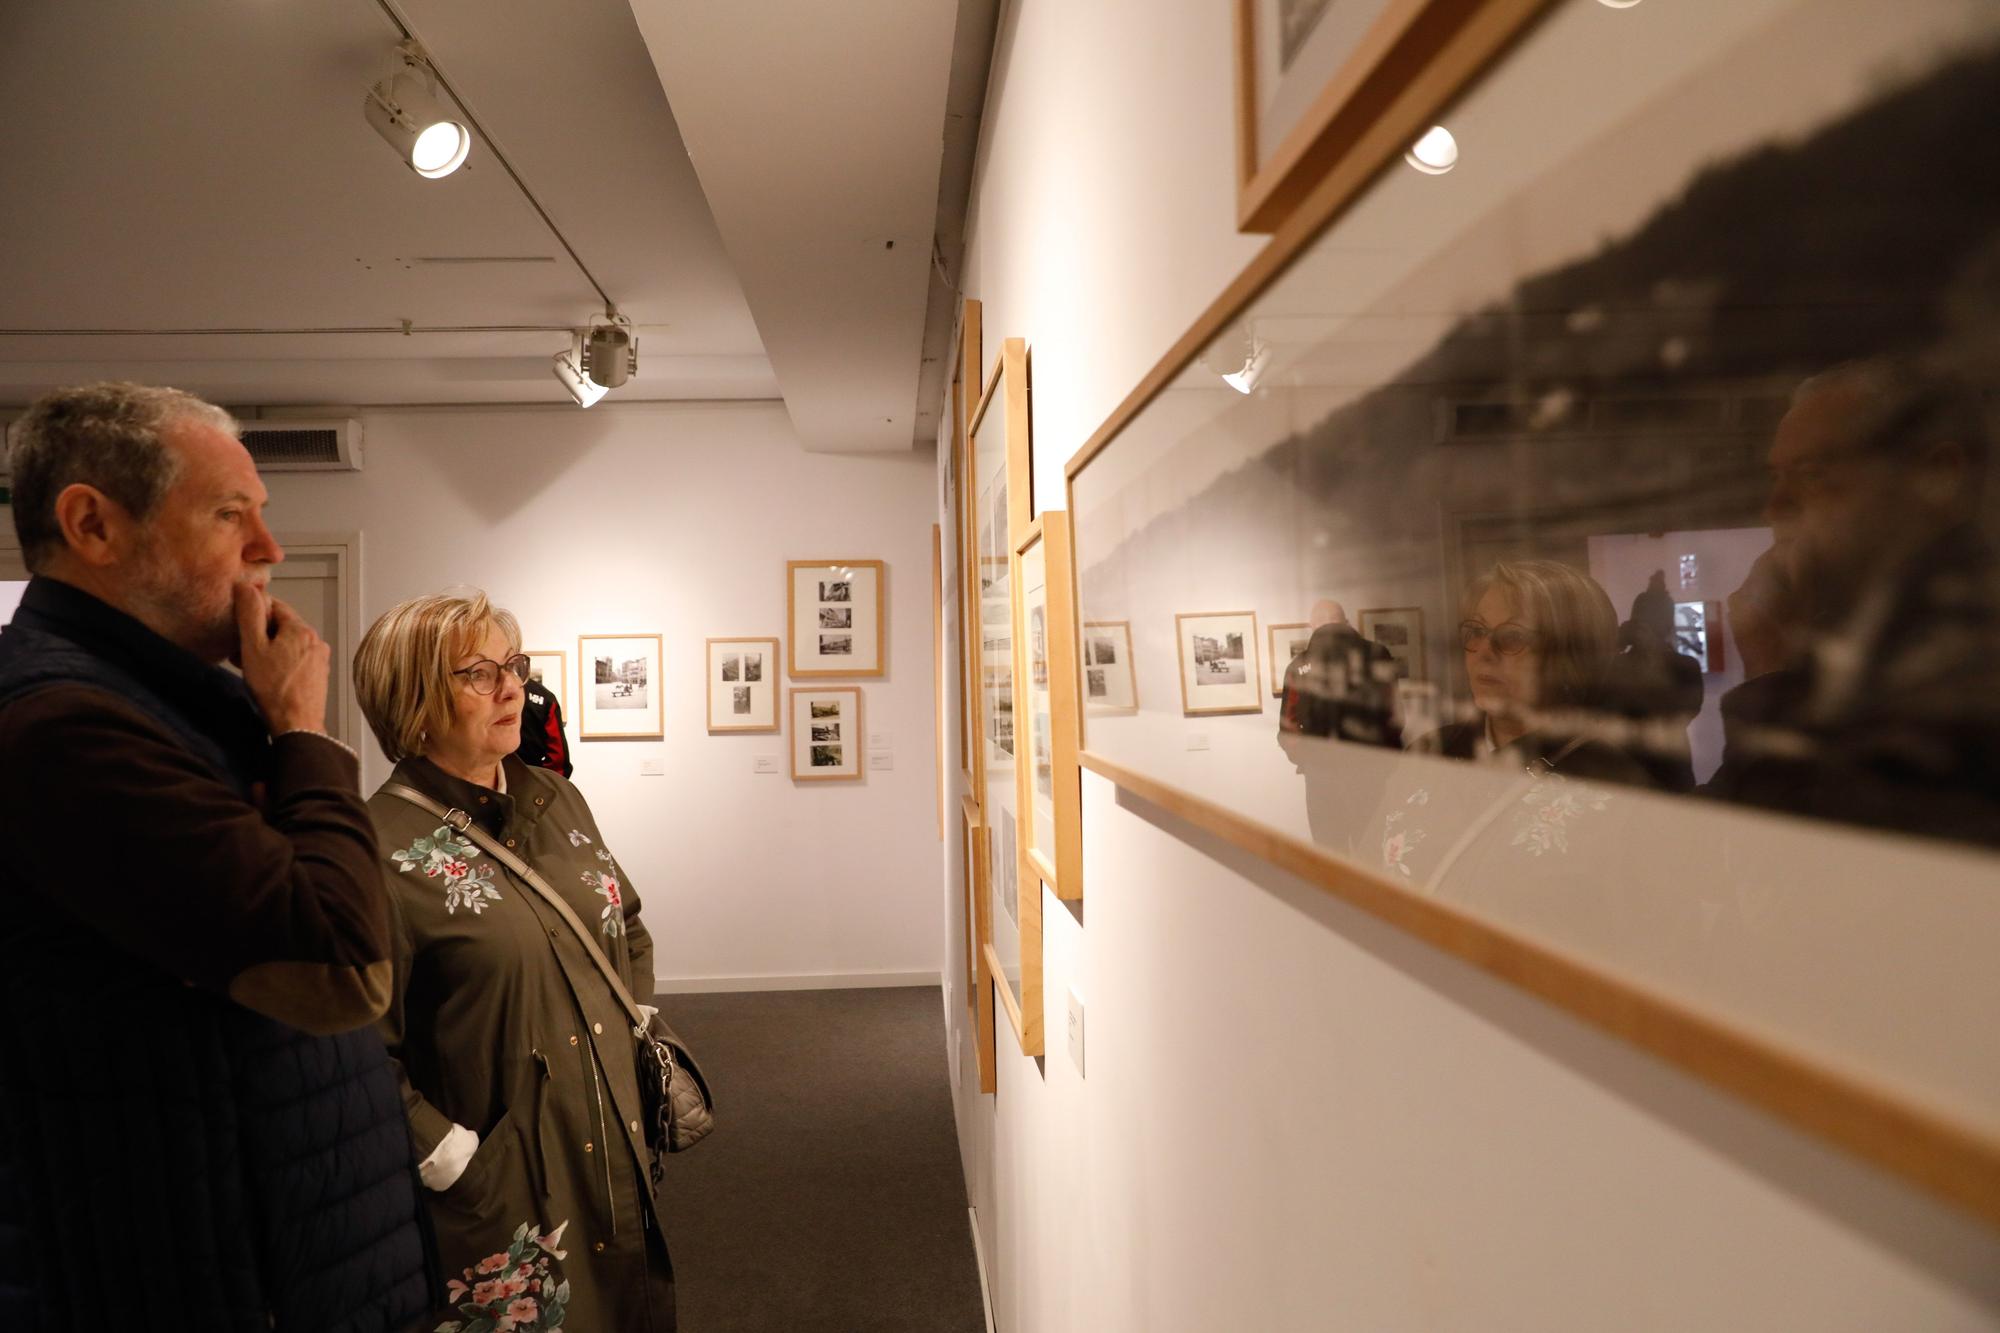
[820,580,851,602]
[593,653,649,709]
[811,744,842,768]
[721,655,740,682]
[811,700,841,719]
[732,686,752,714]
[820,634,853,655]
[811,723,840,743]
[819,607,851,629]
[743,652,762,682]
[1190,631,1246,686]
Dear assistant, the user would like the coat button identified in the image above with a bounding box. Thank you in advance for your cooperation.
[629,1119,640,1134]
[478,796,488,805]
[569,1035,578,1046]
[592,1022,603,1035]
[584,1141,594,1153]
[505,838,516,848]
[593,1241,606,1253]
[549,928,559,939]
[535,797,545,806]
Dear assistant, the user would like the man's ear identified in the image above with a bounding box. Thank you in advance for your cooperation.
[50,483,131,568]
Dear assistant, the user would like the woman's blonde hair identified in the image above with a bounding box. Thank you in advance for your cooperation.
[1462,560,1617,709]
[354,590,522,762]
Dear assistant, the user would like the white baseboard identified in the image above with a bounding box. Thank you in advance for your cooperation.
[652,969,941,995]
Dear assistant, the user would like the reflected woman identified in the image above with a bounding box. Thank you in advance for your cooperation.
[1418,559,1649,786]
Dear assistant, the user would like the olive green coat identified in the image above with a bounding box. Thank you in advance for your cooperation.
[368,755,673,1333]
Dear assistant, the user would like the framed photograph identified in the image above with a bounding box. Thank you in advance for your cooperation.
[1175,611,1263,717]
[1267,622,1310,696]
[951,298,984,786]
[982,800,1043,1060]
[1015,514,1084,902]
[1674,600,1727,674]
[1232,0,1551,231]
[969,338,1033,818]
[1071,0,2000,1224]
[960,794,996,1094]
[706,636,780,733]
[789,687,863,781]
[1081,621,1138,715]
[787,560,886,677]
[1358,607,1425,682]
[577,634,662,739]
[523,649,567,712]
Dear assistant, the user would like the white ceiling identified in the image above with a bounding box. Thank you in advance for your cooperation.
[0,0,976,450]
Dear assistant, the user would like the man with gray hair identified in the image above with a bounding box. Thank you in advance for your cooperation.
[0,383,436,1330]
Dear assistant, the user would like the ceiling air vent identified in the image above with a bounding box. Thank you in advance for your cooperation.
[239,419,362,472]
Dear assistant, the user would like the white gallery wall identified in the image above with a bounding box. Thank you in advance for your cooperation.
[258,401,942,990]
[940,2,2000,1331]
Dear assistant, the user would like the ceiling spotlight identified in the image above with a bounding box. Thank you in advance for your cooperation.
[1404,125,1459,175]
[582,315,638,389]
[365,43,471,179]
[552,336,608,408]
[1222,339,1272,395]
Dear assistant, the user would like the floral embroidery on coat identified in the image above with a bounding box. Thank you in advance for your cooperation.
[565,828,592,848]
[583,868,626,937]
[439,1220,571,1331]
[392,826,504,915]
[1380,789,1430,878]
[1509,777,1610,857]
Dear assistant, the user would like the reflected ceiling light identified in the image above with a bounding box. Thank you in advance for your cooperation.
[1405,125,1459,175]
[1598,0,1643,7]
[552,313,640,407]
[365,43,472,179]
[1221,338,1272,394]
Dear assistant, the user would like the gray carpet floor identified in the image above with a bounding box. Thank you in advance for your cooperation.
[654,986,986,1333]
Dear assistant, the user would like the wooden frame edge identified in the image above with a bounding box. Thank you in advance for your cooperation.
[1078,749,2000,1230]
[1173,610,1264,719]
[786,559,888,680]
[576,633,664,739]
[703,636,782,735]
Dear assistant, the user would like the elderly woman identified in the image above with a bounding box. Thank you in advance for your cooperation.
[1419,559,1648,786]
[353,591,675,1333]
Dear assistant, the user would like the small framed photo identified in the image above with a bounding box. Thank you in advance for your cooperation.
[1081,621,1138,715]
[1175,611,1263,716]
[706,637,780,733]
[1358,607,1426,681]
[523,650,567,712]
[790,687,863,780]
[578,634,663,739]
[788,560,886,677]
[1267,622,1311,696]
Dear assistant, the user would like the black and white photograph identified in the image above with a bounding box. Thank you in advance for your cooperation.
[1087,667,1108,699]
[1030,605,1048,687]
[1268,623,1311,696]
[1358,608,1426,683]
[592,653,650,709]
[524,650,567,714]
[1175,612,1262,717]
[819,607,852,629]
[1190,632,1247,687]
[1087,634,1118,666]
[820,633,853,655]
[706,637,779,733]
[1033,710,1053,801]
[1081,621,1139,714]
[791,687,863,779]
[579,634,664,738]
[820,579,851,603]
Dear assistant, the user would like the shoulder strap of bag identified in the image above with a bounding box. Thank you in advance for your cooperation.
[383,782,650,1034]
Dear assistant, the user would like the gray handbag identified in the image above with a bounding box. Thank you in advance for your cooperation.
[384,783,717,1176]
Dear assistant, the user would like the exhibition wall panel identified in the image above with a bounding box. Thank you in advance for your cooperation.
[944,0,2000,1329]
[259,401,942,992]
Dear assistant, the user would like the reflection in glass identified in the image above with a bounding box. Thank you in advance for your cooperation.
[1072,0,2000,1120]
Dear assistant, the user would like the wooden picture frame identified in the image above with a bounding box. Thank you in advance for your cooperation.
[1014,514,1084,903]
[787,560,886,678]
[961,794,996,1094]
[524,649,567,714]
[1075,0,2000,1230]
[577,634,663,739]
[1358,607,1426,682]
[705,637,780,733]
[933,525,946,839]
[1081,620,1139,715]
[983,800,1043,1060]
[968,338,1033,816]
[1174,611,1264,717]
[953,299,983,786]
[1267,622,1310,696]
[1232,0,1552,231]
[788,687,863,781]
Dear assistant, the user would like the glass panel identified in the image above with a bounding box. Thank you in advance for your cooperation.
[1022,537,1055,868]
[1072,0,2000,1120]
[973,369,1021,993]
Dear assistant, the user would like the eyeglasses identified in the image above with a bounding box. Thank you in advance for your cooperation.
[451,653,531,695]
[1458,621,1538,656]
